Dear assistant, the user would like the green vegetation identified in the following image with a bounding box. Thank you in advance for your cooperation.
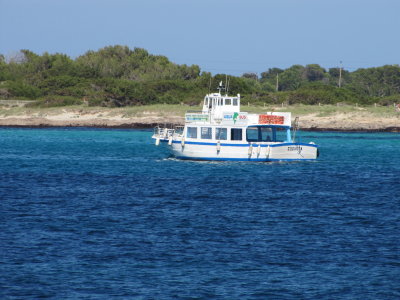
[1,45,400,107]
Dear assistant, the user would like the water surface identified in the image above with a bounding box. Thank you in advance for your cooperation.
[1,128,399,299]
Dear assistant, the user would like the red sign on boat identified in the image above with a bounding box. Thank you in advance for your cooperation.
[259,114,284,124]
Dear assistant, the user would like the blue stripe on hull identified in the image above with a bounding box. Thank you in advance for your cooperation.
[173,141,318,148]
[175,156,317,162]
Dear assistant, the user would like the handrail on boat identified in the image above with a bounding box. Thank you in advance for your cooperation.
[153,123,184,139]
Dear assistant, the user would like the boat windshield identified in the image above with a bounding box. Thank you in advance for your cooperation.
[246,126,287,142]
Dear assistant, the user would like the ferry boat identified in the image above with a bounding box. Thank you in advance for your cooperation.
[152,84,319,161]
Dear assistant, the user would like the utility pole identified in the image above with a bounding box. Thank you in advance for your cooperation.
[338,61,343,88]
[225,74,228,95]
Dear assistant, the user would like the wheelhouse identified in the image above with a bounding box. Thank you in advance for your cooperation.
[246,125,291,143]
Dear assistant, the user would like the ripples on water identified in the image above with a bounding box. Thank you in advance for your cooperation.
[0,128,399,299]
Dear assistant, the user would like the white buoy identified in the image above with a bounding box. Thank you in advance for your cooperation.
[266,145,270,158]
[168,136,173,145]
[257,144,261,155]
[181,138,185,147]
[155,137,160,146]
[217,141,221,152]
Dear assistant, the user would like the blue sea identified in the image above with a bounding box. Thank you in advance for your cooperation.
[1,127,399,299]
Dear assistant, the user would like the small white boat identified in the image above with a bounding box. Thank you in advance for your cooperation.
[153,84,319,161]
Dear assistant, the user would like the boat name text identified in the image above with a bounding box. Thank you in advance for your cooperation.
[287,146,302,152]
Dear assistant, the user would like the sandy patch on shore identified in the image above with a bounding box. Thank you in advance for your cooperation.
[299,113,400,131]
[0,109,184,127]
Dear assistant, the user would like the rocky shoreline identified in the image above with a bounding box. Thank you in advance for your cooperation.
[0,119,399,132]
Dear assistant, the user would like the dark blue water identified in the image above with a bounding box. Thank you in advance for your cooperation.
[1,128,399,299]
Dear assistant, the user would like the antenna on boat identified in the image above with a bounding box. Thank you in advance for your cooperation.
[225,75,228,95]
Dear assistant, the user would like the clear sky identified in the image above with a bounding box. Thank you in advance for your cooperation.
[1,0,399,75]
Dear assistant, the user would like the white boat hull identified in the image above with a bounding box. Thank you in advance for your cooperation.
[166,140,318,161]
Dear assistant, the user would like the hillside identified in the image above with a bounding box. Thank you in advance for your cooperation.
[1,45,400,109]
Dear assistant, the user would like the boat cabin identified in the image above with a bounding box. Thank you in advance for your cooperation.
[183,90,292,143]
[184,124,291,143]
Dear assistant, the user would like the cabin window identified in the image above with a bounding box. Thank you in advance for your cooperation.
[275,127,287,142]
[260,127,273,142]
[246,126,273,142]
[231,128,242,141]
[246,127,259,142]
[215,128,227,140]
[201,127,212,139]
[225,98,231,105]
[187,127,197,139]
[233,98,238,106]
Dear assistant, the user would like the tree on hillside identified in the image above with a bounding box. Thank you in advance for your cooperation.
[75,45,200,81]
[349,65,400,97]
[0,54,10,81]
[303,64,326,81]
[328,67,350,87]
[278,65,305,91]
[260,68,284,81]
[242,72,258,80]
